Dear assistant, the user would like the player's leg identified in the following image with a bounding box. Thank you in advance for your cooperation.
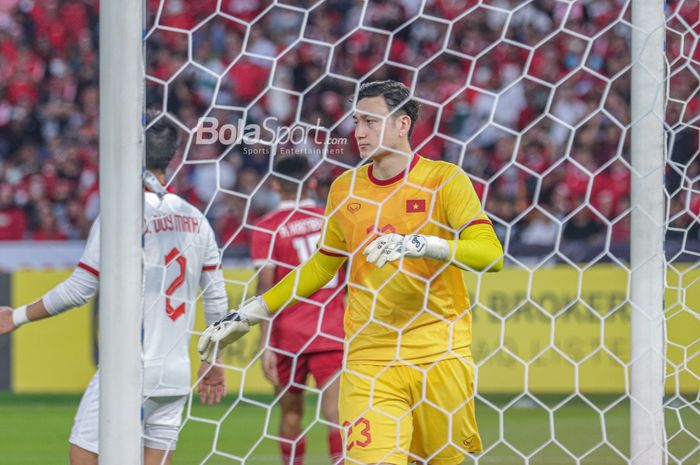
[309,350,344,464]
[276,353,310,465]
[69,373,100,465]
[278,387,306,465]
[142,395,187,465]
[411,358,482,465]
[339,364,413,465]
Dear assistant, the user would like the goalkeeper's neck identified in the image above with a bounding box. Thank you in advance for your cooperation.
[371,146,414,181]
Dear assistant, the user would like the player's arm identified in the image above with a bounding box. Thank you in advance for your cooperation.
[198,250,345,362]
[0,218,102,335]
[364,166,503,271]
[198,180,348,362]
[261,250,345,311]
[0,266,99,334]
[200,267,228,326]
[197,225,230,404]
[256,265,275,351]
[363,227,503,271]
[255,265,279,385]
[447,222,503,271]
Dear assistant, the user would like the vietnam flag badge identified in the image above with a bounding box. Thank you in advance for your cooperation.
[406,199,426,213]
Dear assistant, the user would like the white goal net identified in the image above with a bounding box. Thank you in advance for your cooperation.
[142,1,699,464]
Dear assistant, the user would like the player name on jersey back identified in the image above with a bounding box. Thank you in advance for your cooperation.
[277,217,324,238]
[145,214,201,235]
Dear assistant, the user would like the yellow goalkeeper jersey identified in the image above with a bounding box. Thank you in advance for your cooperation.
[320,154,491,365]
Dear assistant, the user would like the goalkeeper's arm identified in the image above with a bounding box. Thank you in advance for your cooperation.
[448,223,504,272]
[197,251,345,361]
[0,267,98,332]
[261,250,345,312]
[364,223,504,271]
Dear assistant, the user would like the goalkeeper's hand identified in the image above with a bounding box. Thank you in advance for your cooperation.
[363,233,450,268]
[197,296,269,363]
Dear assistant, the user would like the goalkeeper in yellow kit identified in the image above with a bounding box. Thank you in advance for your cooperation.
[199,80,503,464]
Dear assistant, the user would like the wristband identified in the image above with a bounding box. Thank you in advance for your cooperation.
[12,305,29,327]
[423,236,450,261]
[239,296,270,326]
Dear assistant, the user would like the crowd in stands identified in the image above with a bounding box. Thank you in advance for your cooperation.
[0,0,698,260]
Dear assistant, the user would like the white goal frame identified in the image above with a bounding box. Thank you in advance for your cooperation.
[98,0,144,464]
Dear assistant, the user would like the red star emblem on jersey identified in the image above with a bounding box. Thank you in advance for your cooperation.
[406,199,426,213]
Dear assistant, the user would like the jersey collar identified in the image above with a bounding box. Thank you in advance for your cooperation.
[368,154,420,186]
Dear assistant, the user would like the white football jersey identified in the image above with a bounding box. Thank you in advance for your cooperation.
[78,192,224,396]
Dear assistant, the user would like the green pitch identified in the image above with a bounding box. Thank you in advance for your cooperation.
[1,393,697,465]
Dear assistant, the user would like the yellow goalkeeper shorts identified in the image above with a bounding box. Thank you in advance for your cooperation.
[339,357,482,465]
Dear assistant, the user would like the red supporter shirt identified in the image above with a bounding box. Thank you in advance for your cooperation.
[0,207,26,240]
[250,199,345,355]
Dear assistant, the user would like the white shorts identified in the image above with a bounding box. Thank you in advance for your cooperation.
[70,373,187,453]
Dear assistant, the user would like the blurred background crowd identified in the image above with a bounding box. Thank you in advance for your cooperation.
[0,0,698,260]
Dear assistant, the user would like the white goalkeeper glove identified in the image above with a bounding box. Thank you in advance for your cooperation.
[198,296,269,363]
[363,233,450,268]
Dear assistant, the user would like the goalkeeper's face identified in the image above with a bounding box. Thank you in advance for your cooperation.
[353,96,409,160]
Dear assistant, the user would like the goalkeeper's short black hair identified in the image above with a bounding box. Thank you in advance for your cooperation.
[274,155,311,193]
[145,112,180,172]
[355,80,421,138]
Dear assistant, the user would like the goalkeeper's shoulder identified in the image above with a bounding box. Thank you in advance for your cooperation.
[412,156,467,183]
[424,158,465,177]
[325,169,355,205]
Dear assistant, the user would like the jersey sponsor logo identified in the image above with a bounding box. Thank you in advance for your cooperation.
[406,199,426,213]
[347,202,361,213]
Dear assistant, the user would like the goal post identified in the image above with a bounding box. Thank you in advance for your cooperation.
[98,0,144,464]
[630,0,667,463]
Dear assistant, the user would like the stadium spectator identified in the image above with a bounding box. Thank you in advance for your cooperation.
[0,0,697,261]
[0,181,25,239]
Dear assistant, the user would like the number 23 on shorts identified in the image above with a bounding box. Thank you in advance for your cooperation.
[343,417,372,450]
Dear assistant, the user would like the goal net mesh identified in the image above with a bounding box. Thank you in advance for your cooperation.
[144,0,699,463]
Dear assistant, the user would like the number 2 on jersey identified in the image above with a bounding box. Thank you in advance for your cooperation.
[165,247,186,321]
[291,233,338,289]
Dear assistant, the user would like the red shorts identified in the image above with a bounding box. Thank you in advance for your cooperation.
[276,350,343,394]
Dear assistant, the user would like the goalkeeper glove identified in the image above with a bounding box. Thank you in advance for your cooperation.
[363,233,450,268]
[198,296,269,363]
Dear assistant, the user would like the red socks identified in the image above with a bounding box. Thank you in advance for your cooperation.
[280,435,306,465]
[329,429,343,464]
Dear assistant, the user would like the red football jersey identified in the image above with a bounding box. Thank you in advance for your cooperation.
[250,199,345,354]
